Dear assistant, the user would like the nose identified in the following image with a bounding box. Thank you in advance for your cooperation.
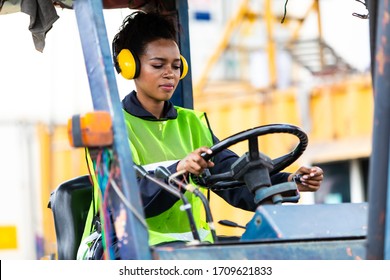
[163,66,175,78]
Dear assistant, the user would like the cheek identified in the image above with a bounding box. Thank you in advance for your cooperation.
[138,68,159,83]
[140,66,154,77]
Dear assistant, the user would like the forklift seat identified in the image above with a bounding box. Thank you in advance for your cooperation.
[48,175,92,260]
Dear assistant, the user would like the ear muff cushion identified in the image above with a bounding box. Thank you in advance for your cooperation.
[180,55,188,80]
[117,49,140,80]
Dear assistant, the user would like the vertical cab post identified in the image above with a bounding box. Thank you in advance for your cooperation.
[73,0,151,259]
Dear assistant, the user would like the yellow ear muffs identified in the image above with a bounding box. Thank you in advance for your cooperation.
[117,49,140,80]
[117,49,187,80]
[180,55,188,80]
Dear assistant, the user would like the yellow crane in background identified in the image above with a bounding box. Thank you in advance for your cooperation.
[191,0,373,238]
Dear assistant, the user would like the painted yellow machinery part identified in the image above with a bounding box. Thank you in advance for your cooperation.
[0,226,17,249]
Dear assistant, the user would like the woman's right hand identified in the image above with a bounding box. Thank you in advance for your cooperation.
[177,147,215,175]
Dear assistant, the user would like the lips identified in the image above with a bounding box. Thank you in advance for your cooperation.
[160,83,175,91]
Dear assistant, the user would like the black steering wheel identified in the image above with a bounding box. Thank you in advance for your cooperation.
[195,123,308,190]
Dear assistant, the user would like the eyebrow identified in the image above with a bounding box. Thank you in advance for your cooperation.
[149,57,181,63]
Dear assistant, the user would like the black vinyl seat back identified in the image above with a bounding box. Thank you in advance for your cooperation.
[48,175,93,260]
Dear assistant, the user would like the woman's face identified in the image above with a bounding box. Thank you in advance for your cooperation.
[135,38,182,105]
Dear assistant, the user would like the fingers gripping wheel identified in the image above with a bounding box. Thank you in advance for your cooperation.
[116,49,188,80]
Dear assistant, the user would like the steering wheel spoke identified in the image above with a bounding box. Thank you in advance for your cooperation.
[248,136,260,161]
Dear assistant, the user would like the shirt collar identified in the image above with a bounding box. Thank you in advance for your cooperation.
[122,90,178,120]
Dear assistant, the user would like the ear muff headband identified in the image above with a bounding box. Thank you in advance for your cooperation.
[117,49,188,80]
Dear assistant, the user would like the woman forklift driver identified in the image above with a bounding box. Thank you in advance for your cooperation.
[79,10,323,258]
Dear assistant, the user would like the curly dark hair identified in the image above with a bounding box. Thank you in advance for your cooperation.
[112,11,178,71]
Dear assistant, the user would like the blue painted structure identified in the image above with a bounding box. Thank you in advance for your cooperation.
[153,203,368,260]
[241,203,367,241]
[71,0,389,260]
[73,0,150,259]
[366,0,390,260]
[153,239,366,260]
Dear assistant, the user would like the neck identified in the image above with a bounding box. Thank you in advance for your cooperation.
[136,93,165,119]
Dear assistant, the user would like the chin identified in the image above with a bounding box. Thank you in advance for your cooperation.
[159,91,175,100]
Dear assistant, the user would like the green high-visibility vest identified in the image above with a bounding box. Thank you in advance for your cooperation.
[123,106,214,246]
[81,106,215,249]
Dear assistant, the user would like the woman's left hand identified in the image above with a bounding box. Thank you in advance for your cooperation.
[289,166,324,192]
